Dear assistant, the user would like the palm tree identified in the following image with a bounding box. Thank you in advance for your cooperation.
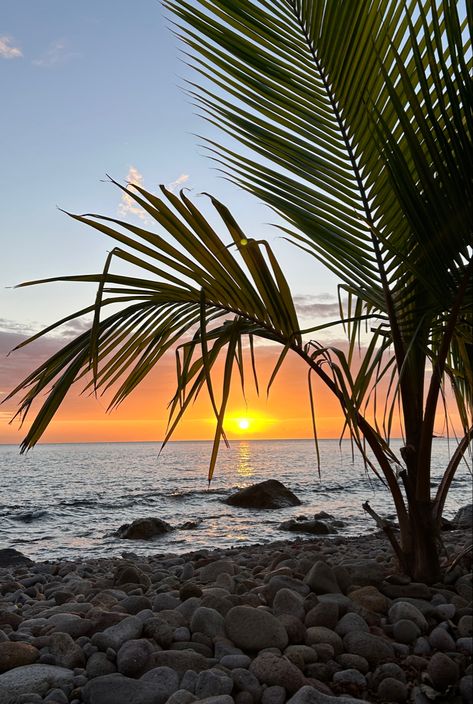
[7,0,472,582]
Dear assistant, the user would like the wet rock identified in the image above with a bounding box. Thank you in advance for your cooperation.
[114,564,151,588]
[0,664,74,697]
[115,517,173,540]
[224,480,301,509]
[0,642,39,672]
[278,519,334,534]
[453,504,472,527]
[0,549,33,568]
[249,652,306,693]
[225,606,288,651]
[426,652,459,691]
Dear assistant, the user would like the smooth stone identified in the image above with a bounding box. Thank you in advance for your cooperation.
[194,669,233,699]
[426,652,459,691]
[119,595,152,614]
[333,669,366,687]
[116,517,173,540]
[192,697,234,704]
[304,562,340,594]
[225,606,288,651]
[0,549,33,568]
[265,576,310,604]
[199,560,235,583]
[249,652,306,693]
[335,613,369,637]
[140,666,180,701]
[273,589,305,621]
[343,632,394,665]
[457,637,473,654]
[224,480,301,509]
[278,519,333,534]
[0,642,39,672]
[261,685,286,704]
[219,654,251,669]
[371,662,406,688]
[340,560,385,587]
[149,650,209,673]
[382,582,431,599]
[231,668,262,700]
[190,608,225,638]
[91,615,143,651]
[284,645,318,665]
[86,652,116,678]
[153,594,181,611]
[286,685,369,703]
[348,586,388,613]
[82,673,160,704]
[388,601,428,631]
[453,504,472,527]
[392,618,421,644]
[458,615,473,637]
[306,603,338,630]
[47,613,93,638]
[460,675,473,704]
[306,627,343,655]
[429,626,456,651]
[336,654,369,674]
[377,677,408,702]
[116,638,156,677]
[166,690,197,704]
[0,664,74,696]
[47,631,85,668]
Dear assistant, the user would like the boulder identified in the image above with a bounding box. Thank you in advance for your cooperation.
[452,504,472,527]
[0,642,39,672]
[278,519,334,534]
[249,652,306,693]
[82,673,162,704]
[0,548,33,568]
[0,664,74,697]
[286,685,368,703]
[225,606,288,651]
[224,480,301,509]
[115,517,173,540]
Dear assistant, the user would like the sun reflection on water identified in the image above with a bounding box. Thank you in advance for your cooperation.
[236,441,254,478]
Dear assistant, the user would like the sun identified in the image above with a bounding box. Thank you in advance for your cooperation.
[237,418,250,431]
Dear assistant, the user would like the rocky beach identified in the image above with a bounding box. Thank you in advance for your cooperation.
[0,521,471,704]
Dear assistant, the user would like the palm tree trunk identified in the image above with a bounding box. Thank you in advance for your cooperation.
[403,500,441,583]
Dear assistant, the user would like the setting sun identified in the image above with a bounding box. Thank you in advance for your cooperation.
[237,418,250,431]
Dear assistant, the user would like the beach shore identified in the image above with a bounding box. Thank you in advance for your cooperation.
[0,528,471,703]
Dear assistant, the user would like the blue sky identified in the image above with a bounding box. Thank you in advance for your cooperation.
[1,0,339,335]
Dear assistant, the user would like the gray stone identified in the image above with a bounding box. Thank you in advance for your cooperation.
[460,675,473,704]
[116,517,173,540]
[47,631,85,669]
[82,672,161,704]
[219,654,251,669]
[388,601,428,631]
[231,668,262,700]
[140,666,180,701]
[119,595,152,614]
[340,560,385,587]
[304,562,340,594]
[117,638,156,677]
[306,603,339,630]
[371,663,406,688]
[225,606,288,651]
[335,613,369,637]
[0,549,33,568]
[306,627,343,655]
[249,652,306,693]
[86,652,117,678]
[91,615,143,651]
[343,632,394,665]
[181,669,198,692]
[150,650,209,673]
[427,652,459,691]
[286,685,369,703]
[336,654,369,674]
[192,698,234,704]
[0,664,74,697]
[44,689,68,704]
[333,669,366,687]
[392,618,421,644]
[224,480,301,509]
[195,669,233,699]
[377,677,408,702]
[190,608,225,638]
[278,519,333,534]
[153,594,181,612]
[261,685,286,704]
[273,589,305,620]
[457,637,473,654]
[453,504,472,527]
[428,626,456,651]
[166,691,198,704]
[265,576,310,604]
[199,560,235,584]
[458,615,473,638]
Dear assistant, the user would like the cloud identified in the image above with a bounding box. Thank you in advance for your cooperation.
[294,294,341,319]
[32,39,79,68]
[0,36,22,59]
[118,166,150,222]
[167,173,189,192]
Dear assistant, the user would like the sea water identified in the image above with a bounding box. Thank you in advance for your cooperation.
[0,439,470,561]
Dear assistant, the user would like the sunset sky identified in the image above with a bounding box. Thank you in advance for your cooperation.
[0,1,461,446]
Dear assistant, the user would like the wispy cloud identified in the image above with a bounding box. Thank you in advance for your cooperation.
[167,173,189,192]
[0,36,22,59]
[294,294,341,319]
[32,39,79,68]
[118,166,149,222]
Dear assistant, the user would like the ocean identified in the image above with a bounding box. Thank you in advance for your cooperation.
[0,439,470,562]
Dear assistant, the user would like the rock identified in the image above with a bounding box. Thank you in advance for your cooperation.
[0,549,33,568]
[143,617,174,648]
[115,517,173,540]
[381,582,431,599]
[348,586,388,613]
[453,504,472,527]
[304,562,340,594]
[224,480,301,509]
[47,632,85,669]
[119,595,152,614]
[249,652,306,693]
[199,560,235,583]
[190,608,225,638]
[0,642,39,672]
[225,606,288,650]
[140,666,180,701]
[460,675,473,704]
[388,601,428,631]
[91,615,143,651]
[166,691,197,704]
[336,654,369,674]
[428,626,456,651]
[458,615,473,637]
[150,650,209,673]
[82,673,160,704]
[457,637,473,654]
[116,638,156,677]
[47,613,93,638]
[153,594,181,611]
[195,669,233,699]
[192,698,234,704]
[377,677,408,702]
[371,662,406,688]
[306,627,343,655]
[343,632,394,665]
[114,564,151,588]
[0,664,74,697]
[333,669,367,687]
[335,613,369,637]
[286,685,369,703]
[278,613,307,645]
[427,652,459,691]
[261,685,286,704]
[86,652,117,678]
[340,560,385,587]
[231,668,262,700]
[278,519,334,534]
[265,575,310,604]
[273,589,305,620]
[306,603,339,630]
[220,654,251,669]
[392,618,421,644]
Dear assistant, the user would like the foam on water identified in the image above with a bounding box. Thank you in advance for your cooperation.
[0,439,470,560]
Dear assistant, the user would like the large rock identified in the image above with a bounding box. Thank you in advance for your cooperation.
[0,664,74,697]
[47,632,85,669]
[149,649,209,673]
[304,562,341,594]
[116,638,156,677]
[224,480,301,509]
[0,642,39,672]
[225,606,288,651]
[82,673,163,704]
[286,685,368,703]
[91,615,143,651]
[278,519,334,534]
[249,652,306,693]
[343,632,394,665]
[0,549,33,568]
[115,517,173,540]
[452,504,472,527]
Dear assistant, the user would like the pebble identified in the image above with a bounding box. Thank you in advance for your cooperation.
[426,651,459,691]
[376,676,408,702]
